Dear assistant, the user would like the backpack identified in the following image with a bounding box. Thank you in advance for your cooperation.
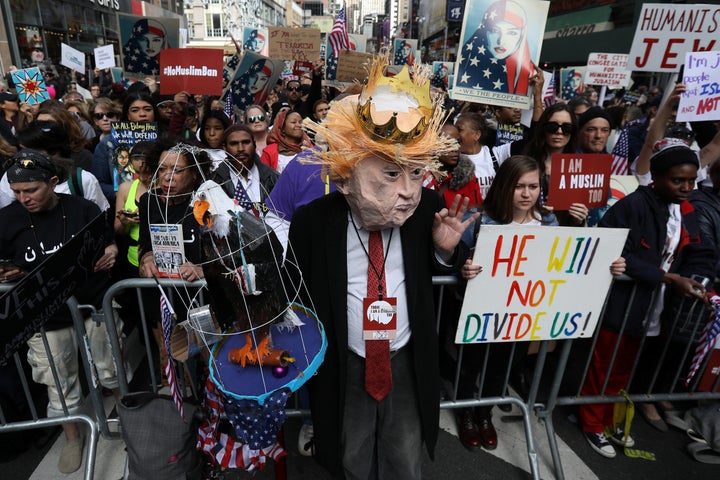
[685,402,720,464]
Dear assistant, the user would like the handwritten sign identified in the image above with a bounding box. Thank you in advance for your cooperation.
[628,3,720,72]
[676,50,720,122]
[0,213,106,364]
[455,225,628,344]
[336,50,373,83]
[94,45,116,70]
[110,122,159,146]
[61,43,85,73]
[584,53,631,87]
[547,154,612,210]
[160,48,223,95]
[268,27,321,62]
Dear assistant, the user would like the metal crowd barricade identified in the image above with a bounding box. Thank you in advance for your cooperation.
[533,276,720,480]
[0,290,111,480]
[100,276,544,480]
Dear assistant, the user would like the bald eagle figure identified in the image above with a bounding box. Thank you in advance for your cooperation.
[192,180,296,367]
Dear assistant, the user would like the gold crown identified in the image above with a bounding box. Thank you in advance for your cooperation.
[357,64,434,144]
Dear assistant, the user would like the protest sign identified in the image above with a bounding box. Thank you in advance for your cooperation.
[432,62,454,88]
[628,3,720,72]
[10,68,50,105]
[676,50,720,122]
[160,48,223,95]
[268,27,321,62]
[61,43,85,73]
[118,14,179,77]
[225,51,284,111]
[560,67,585,100]
[451,0,549,109]
[293,61,314,77]
[111,122,159,146]
[243,27,269,56]
[455,225,628,344]
[547,154,612,210]
[584,53,631,87]
[393,39,418,66]
[94,44,116,70]
[336,50,373,83]
[0,213,106,364]
[348,34,367,53]
[150,224,185,279]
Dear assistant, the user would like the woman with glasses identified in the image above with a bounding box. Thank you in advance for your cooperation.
[89,97,120,150]
[244,104,269,155]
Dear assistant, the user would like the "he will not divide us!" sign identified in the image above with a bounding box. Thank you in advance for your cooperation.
[455,226,627,344]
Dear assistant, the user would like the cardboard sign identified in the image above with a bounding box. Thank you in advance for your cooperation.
[455,225,628,344]
[94,44,116,70]
[110,122,159,146]
[160,48,224,95]
[628,3,720,72]
[0,213,106,364]
[676,50,720,122]
[336,50,373,83]
[451,0,550,109]
[268,27,321,62]
[584,53,631,87]
[10,68,49,105]
[547,154,612,210]
[61,43,85,73]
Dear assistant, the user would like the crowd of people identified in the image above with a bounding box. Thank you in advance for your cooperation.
[0,58,719,477]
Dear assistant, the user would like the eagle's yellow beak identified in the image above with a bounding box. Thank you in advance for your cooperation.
[193,199,213,229]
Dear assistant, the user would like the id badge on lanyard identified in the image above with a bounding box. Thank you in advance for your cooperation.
[362,296,397,341]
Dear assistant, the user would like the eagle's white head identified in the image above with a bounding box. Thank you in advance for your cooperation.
[192,180,243,237]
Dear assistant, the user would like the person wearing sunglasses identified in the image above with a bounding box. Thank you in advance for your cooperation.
[90,98,120,148]
[244,104,269,156]
[272,61,324,121]
[0,149,120,473]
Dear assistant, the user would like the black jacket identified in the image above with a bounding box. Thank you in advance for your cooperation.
[599,186,717,336]
[210,155,279,213]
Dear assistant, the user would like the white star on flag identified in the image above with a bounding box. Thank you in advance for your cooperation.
[461,73,470,83]
[493,78,504,90]
[470,57,479,67]
[483,68,492,78]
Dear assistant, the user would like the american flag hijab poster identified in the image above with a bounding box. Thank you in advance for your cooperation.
[452,0,549,109]
[118,14,179,79]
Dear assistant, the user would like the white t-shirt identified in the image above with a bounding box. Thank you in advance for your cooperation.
[276,153,295,174]
[460,145,507,198]
[0,169,110,211]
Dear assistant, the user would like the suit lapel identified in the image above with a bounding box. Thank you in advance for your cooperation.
[325,195,349,352]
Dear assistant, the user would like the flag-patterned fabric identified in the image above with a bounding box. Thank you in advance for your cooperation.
[224,90,234,123]
[686,293,720,386]
[611,123,630,176]
[234,179,258,217]
[158,285,185,420]
[611,119,642,176]
[328,4,350,55]
[197,377,286,471]
[543,73,556,108]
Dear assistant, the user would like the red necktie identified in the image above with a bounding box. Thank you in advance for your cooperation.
[365,230,392,401]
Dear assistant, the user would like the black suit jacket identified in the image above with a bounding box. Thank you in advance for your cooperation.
[288,189,467,476]
[209,155,279,207]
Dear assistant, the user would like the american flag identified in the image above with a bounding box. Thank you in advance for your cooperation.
[611,123,630,175]
[328,4,349,55]
[543,72,556,108]
[686,293,720,386]
[158,285,185,420]
[233,179,258,217]
[224,90,234,123]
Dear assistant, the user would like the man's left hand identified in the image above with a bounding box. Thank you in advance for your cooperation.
[94,244,118,272]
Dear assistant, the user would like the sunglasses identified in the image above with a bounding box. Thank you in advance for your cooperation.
[544,122,574,135]
[94,111,118,120]
[248,114,266,123]
[286,86,301,92]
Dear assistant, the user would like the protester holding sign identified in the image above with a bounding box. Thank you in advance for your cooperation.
[92,91,158,205]
[0,150,119,474]
[579,140,716,459]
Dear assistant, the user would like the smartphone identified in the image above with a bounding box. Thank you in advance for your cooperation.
[123,210,139,219]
